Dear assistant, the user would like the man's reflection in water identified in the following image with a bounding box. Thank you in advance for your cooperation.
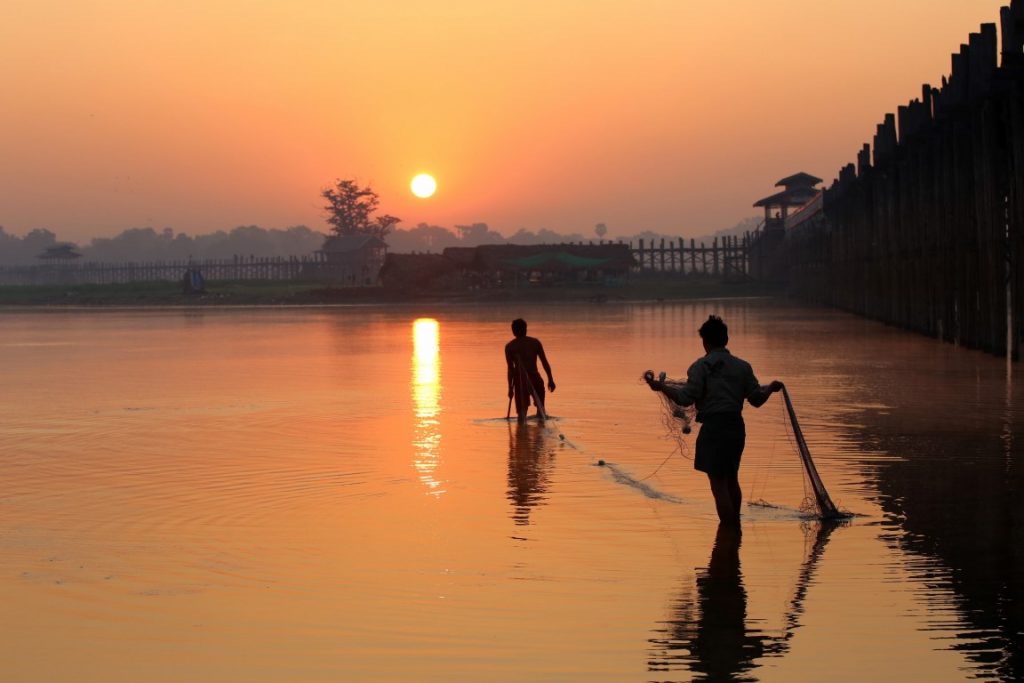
[649,522,838,681]
[507,422,554,525]
[690,525,767,680]
[649,524,770,681]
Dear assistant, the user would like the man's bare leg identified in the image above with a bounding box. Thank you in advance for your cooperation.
[708,475,740,525]
[727,475,742,517]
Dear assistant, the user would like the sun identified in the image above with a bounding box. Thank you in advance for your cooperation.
[410,173,437,199]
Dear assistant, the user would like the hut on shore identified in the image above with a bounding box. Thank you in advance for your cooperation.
[379,243,633,291]
[470,243,633,287]
[378,253,458,290]
[319,234,388,285]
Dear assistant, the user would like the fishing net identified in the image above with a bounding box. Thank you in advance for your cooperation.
[645,371,696,449]
[778,386,845,519]
[644,371,848,521]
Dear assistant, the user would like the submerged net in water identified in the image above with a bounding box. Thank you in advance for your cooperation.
[645,371,848,521]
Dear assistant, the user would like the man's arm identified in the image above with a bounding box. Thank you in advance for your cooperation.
[665,373,701,406]
[505,347,516,398]
[537,343,555,392]
[747,380,784,407]
[646,362,704,406]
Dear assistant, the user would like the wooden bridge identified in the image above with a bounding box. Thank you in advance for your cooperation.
[783,1,1024,357]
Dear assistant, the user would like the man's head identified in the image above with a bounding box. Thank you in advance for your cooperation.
[698,315,728,349]
[511,318,527,337]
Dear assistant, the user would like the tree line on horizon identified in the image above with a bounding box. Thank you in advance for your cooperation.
[0,218,760,267]
[0,179,760,266]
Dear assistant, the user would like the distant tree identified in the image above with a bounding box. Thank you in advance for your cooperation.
[387,223,462,253]
[79,224,327,262]
[84,227,166,262]
[273,225,329,256]
[454,222,505,246]
[536,228,572,243]
[22,228,58,260]
[321,179,400,238]
[0,227,21,264]
[595,222,608,239]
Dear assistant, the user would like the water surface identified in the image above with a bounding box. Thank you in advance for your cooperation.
[1,301,1019,681]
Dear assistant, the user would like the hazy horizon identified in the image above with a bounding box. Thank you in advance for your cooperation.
[0,1,1004,243]
[0,214,761,245]
[0,215,761,246]
[0,216,763,266]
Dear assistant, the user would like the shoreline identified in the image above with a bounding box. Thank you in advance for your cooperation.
[0,277,784,309]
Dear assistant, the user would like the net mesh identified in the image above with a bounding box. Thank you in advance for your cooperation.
[646,371,849,521]
[645,372,695,459]
[779,385,845,519]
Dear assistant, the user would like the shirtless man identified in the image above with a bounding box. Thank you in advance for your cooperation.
[505,319,556,423]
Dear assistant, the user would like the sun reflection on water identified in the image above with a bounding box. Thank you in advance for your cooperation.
[411,318,444,495]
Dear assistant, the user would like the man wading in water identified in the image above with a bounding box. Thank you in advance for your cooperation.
[505,319,556,423]
[646,315,782,525]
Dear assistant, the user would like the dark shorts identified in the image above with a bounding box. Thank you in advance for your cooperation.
[694,413,746,477]
[513,372,545,415]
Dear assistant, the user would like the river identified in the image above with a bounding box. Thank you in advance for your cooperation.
[1,300,1019,682]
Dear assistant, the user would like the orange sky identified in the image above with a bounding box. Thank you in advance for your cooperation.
[0,1,1008,242]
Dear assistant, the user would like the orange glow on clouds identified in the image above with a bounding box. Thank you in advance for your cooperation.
[0,0,1007,240]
